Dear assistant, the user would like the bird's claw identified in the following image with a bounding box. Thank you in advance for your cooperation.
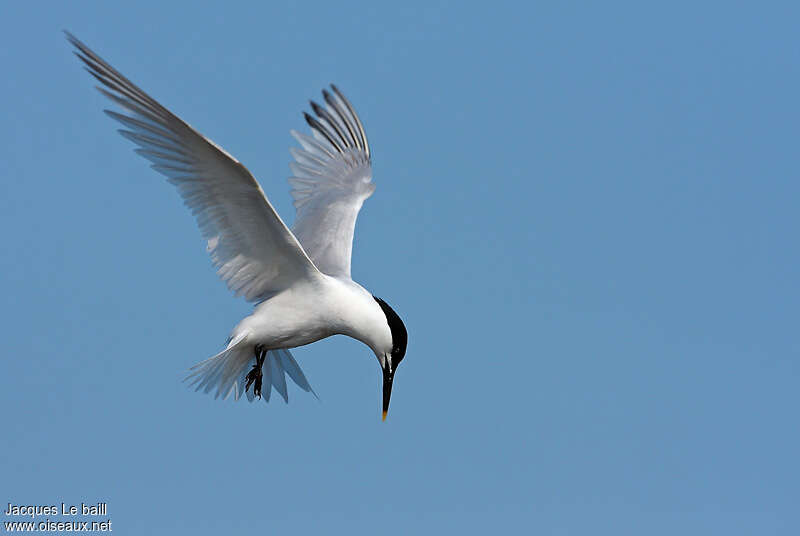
[245,345,267,399]
[244,366,262,398]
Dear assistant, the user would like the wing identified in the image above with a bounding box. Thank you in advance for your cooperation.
[289,85,374,280]
[67,33,320,301]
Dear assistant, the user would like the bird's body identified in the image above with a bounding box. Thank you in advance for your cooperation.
[235,275,391,353]
[67,32,408,418]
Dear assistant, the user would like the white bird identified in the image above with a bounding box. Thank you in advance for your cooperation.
[67,33,408,420]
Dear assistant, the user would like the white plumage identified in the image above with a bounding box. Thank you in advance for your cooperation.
[67,33,408,417]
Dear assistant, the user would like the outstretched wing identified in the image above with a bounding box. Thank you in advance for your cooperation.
[289,86,374,280]
[67,33,320,301]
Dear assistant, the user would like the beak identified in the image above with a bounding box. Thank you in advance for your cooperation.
[382,365,394,421]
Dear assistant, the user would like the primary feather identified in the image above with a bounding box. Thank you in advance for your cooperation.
[65,31,320,302]
[289,87,375,280]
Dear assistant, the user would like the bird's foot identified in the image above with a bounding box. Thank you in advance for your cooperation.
[244,366,262,398]
[245,345,267,399]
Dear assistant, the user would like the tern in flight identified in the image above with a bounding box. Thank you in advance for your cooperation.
[67,33,408,420]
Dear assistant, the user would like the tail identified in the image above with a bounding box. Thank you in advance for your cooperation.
[184,333,317,402]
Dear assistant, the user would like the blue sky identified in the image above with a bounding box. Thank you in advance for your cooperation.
[2,1,799,534]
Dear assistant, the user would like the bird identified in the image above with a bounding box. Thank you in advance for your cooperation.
[66,32,408,420]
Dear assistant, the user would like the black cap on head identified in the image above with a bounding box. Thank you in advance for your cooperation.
[373,296,407,420]
[373,296,407,366]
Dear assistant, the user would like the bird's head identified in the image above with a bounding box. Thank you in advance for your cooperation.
[372,296,408,421]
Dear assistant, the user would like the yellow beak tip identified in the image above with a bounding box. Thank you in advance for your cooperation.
[382,411,388,421]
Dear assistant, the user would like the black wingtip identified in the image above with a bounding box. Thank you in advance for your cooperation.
[64,31,87,52]
[329,84,349,105]
[327,84,370,160]
[303,112,344,152]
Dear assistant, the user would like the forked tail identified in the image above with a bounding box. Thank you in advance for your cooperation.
[184,333,316,402]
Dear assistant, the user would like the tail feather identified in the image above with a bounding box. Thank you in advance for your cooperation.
[277,349,317,398]
[269,353,289,402]
[184,332,252,400]
[260,354,273,402]
[184,334,316,403]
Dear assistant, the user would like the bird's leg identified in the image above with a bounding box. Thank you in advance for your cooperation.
[245,345,267,399]
[254,347,266,398]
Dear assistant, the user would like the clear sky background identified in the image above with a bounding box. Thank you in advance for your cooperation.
[2,1,798,534]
